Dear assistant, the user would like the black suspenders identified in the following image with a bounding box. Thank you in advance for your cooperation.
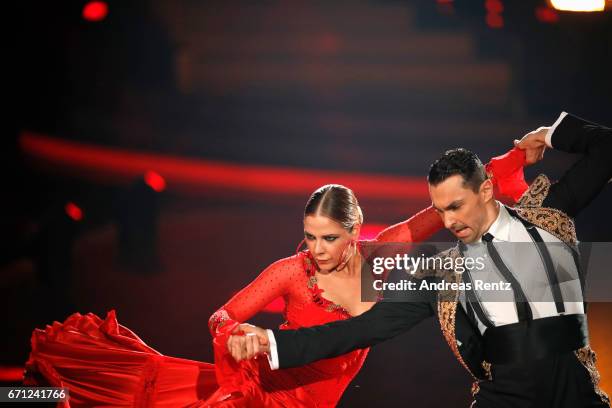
[460,208,584,330]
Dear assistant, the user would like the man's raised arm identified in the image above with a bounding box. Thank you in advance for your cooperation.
[516,112,612,217]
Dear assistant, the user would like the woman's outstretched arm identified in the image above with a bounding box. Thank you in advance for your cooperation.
[208,255,303,335]
[375,147,528,243]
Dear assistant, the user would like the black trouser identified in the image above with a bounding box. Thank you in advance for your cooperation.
[472,351,609,408]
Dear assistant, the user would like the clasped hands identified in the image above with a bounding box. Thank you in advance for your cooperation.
[515,126,550,164]
[227,323,271,362]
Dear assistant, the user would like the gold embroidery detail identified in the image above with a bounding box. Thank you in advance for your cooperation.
[420,247,478,380]
[325,303,343,313]
[511,172,579,245]
[307,276,317,289]
[514,207,577,246]
[471,381,480,396]
[482,361,492,381]
[575,346,610,405]
[438,298,476,380]
[517,174,551,207]
[436,248,479,381]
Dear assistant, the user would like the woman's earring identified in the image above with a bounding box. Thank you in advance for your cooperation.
[295,238,306,255]
[335,240,357,272]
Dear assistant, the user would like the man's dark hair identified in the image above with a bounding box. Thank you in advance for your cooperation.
[427,148,487,192]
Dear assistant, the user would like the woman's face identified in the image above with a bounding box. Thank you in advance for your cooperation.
[303,214,358,272]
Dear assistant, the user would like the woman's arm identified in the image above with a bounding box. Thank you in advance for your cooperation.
[375,147,528,243]
[208,255,303,336]
[374,206,442,243]
[485,146,528,203]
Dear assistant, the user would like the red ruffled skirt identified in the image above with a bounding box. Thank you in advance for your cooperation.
[25,311,218,407]
[25,312,321,407]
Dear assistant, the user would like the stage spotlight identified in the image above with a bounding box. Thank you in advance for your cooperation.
[144,171,166,193]
[485,0,505,29]
[485,0,504,13]
[550,0,605,12]
[82,1,108,22]
[64,202,84,222]
[536,6,560,23]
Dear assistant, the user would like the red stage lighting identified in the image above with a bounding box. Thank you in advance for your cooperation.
[536,6,561,23]
[485,0,504,14]
[484,0,504,29]
[20,132,431,201]
[82,1,108,22]
[144,171,167,192]
[65,202,83,221]
[486,12,505,28]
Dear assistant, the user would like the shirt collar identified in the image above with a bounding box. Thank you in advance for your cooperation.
[464,201,511,245]
[483,202,511,242]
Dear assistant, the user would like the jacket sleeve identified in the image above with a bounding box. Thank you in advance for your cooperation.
[543,113,612,217]
[273,289,435,369]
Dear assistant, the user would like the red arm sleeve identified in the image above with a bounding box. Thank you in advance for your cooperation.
[485,146,528,203]
[374,206,442,243]
[208,255,303,336]
[374,147,528,243]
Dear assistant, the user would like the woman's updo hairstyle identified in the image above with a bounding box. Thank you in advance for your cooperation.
[304,184,363,232]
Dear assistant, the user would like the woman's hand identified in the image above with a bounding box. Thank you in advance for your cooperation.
[514,126,549,165]
[227,323,270,362]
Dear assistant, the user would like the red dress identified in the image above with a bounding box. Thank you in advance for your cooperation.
[25,148,528,407]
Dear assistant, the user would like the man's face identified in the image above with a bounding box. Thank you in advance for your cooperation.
[429,174,492,243]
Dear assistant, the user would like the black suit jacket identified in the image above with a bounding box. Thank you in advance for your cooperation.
[273,113,612,373]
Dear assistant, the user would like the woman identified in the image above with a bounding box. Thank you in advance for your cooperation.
[25,148,529,407]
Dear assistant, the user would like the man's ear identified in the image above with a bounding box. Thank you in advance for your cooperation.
[480,179,494,202]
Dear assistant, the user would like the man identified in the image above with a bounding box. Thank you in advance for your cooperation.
[229,112,612,407]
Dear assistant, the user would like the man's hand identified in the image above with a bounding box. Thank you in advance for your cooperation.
[514,126,550,165]
[227,323,270,362]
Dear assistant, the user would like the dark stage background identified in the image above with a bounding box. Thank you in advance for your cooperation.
[5,0,612,406]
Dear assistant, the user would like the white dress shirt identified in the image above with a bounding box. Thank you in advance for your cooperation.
[461,203,584,334]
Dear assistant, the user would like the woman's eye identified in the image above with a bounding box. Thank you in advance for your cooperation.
[305,235,314,241]
[324,237,337,242]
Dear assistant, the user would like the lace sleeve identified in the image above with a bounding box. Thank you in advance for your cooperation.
[374,206,442,243]
[374,147,528,243]
[208,255,303,335]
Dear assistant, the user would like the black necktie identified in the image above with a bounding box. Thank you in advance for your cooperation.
[458,242,495,329]
[482,233,533,322]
